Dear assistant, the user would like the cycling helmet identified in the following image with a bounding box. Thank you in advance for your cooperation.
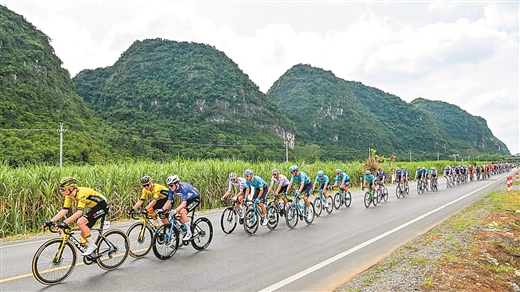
[229,172,237,180]
[289,165,298,173]
[417,166,420,170]
[243,169,254,176]
[59,177,77,188]
[272,168,279,175]
[336,169,342,174]
[395,167,400,171]
[430,167,435,170]
[317,170,324,177]
[365,170,371,175]
[166,175,179,185]
[141,175,152,184]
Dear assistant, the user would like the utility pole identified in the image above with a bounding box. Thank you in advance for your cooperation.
[284,137,288,163]
[368,147,371,159]
[437,152,440,161]
[58,123,66,167]
[409,150,412,162]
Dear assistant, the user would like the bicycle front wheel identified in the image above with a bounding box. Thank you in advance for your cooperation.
[313,197,323,217]
[325,196,334,214]
[192,217,213,250]
[266,202,279,230]
[96,230,129,270]
[364,192,371,208]
[304,202,315,225]
[333,193,342,209]
[243,208,259,235]
[396,186,402,199]
[383,188,389,202]
[126,222,153,258]
[220,207,238,234]
[152,225,179,260]
[32,238,77,285]
[285,203,299,229]
[344,191,352,208]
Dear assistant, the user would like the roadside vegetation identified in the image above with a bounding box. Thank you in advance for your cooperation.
[0,159,456,237]
[337,179,520,291]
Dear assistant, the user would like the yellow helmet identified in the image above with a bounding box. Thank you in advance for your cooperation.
[59,177,77,188]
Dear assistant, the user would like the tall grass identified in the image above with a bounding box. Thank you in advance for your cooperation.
[0,159,457,237]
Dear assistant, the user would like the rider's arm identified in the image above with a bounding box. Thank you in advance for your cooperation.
[50,209,69,223]
[63,209,84,225]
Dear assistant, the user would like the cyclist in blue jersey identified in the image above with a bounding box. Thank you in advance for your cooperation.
[401,167,409,184]
[362,170,376,192]
[243,169,269,226]
[312,170,331,208]
[286,165,313,220]
[160,175,201,241]
[375,167,387,187]
[333,169,351,194]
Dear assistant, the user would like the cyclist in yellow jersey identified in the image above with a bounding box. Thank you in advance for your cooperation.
[129,176,169,226]
[42,177,109,256]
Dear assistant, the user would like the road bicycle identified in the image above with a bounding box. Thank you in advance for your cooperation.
[243,197,279,235]
[333,188,352,209]
[126,209,160,258]
[363,186,378,208]
[32,217,129,285]
[395,181,409,199]
[285,193,315,229]
[375,182,388,203]
[416,178,426,194]
[429,176,439,192]
[220,197,245,234]
[153,209,213,259]
[313,188,334,217]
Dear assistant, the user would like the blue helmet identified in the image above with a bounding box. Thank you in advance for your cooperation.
[289,165,298,173]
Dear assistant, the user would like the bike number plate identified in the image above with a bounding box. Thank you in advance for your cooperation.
[103,221,110,229]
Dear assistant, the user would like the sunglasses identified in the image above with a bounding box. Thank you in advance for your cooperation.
[142,183,151,188]
[59,187,67,192]
[168,184,176,188]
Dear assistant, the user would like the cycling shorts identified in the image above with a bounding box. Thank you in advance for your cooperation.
[83,200,109,228]
[341,181,350,188]
[252,188,268,202]
[185,196,201,213]
[153,198,168,211]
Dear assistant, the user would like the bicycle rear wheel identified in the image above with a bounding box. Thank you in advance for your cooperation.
[243,208,259,235]
[285,203,298,229]
[152,225,179,260]
[96,230,129,270]
[313,197,323,217]
[32,238,77,285]
[266,202,279,230]
[191,217,213,250]
[127,222,153,258]
[344,191,352,208]
[220,207,238,234]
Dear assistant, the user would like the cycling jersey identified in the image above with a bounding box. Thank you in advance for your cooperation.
[314,175,330,186]
[140,184,169,201]
[270,174,290,187]
[364,174,376,185]
[290,171,311,186]
[376,170,386,182]
[334,173,350,185]
[227,177,247,192]
[167,182,200,202]
[63,187,107,211]
[246,175,268,190]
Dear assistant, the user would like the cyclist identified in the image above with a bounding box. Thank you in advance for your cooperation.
[43,177,109,256]
[161,175,201,241]
[362,170,376,193]
[375,167,387,188]
[267,168,290,212]
[444,165,453,184]
[129,176,169,226]
[312,170,331,208]
[333,168,351,194]
[401,167,409,185]
[429,167,439,186]
[286,165,313,220]
[243,169,269,226]
[394,167,401,186]
[221,172,247,218]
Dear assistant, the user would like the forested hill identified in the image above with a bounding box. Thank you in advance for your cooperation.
[267,64,509,161]
[73,38,295,161]
[0,6,126,166]
[411,98,509,154]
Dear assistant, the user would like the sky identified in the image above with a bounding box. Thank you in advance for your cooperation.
[2,0,519,155]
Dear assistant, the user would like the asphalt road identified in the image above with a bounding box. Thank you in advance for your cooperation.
[0,170,513,291]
